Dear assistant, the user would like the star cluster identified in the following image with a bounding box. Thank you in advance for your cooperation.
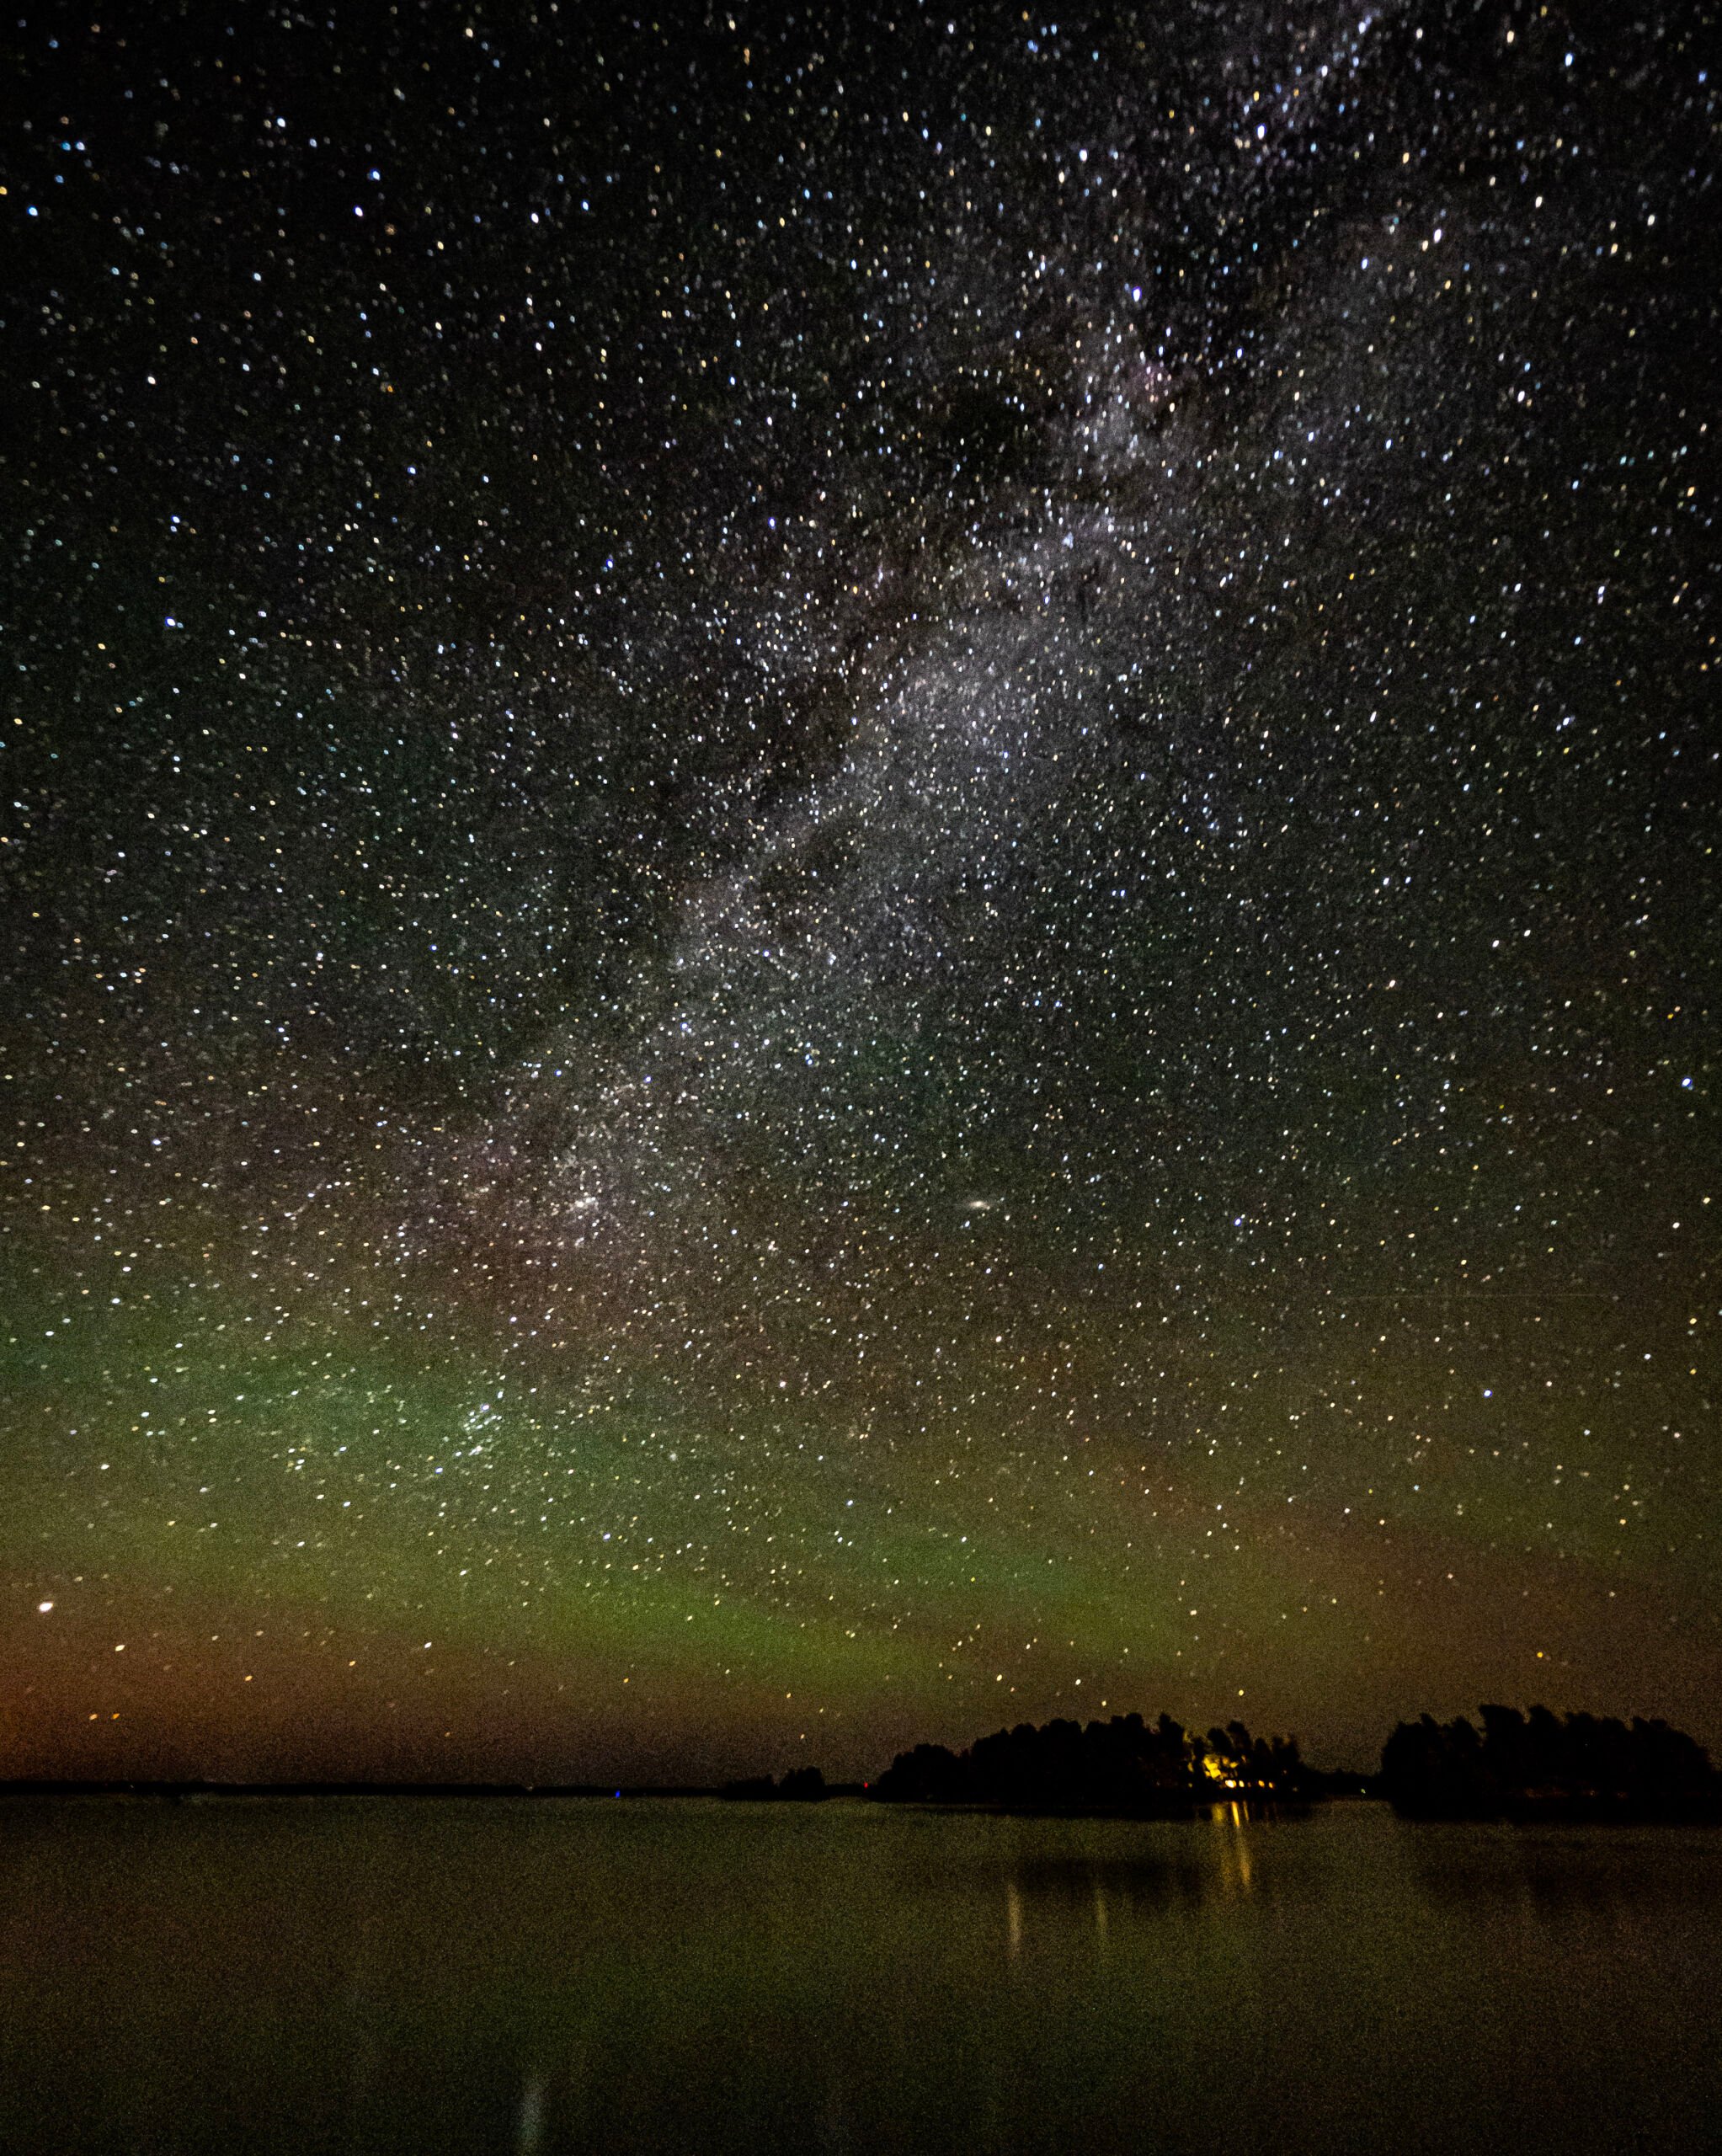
[3,0,1716,1780]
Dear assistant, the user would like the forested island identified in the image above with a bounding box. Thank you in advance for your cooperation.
[868,1711,1325,1815]
[717,1767,834,1801]
[829,1702,1721,1822]
[1379,1705,1722,1822]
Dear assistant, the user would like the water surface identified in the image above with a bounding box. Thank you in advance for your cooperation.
[1,1796,1714,2153]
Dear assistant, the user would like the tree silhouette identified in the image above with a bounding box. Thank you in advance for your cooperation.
[872,1710,1308,1812]
[1380,1705,1722,1821]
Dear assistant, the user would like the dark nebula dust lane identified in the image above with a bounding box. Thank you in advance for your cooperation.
[3,1,1716,1782]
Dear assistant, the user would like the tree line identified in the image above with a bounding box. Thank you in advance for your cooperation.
[868,1710,1317,1812]
[731,1703,1722,1821]
[1378,1705,1722,1821]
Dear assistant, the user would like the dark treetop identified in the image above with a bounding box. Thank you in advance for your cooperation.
[872,1710,1311,1812]
[1380,1703,1722,1820]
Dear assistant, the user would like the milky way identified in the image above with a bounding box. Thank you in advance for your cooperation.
[4,1,1716,1780]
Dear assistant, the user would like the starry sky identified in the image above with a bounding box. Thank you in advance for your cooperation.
[3,0,1717,1784]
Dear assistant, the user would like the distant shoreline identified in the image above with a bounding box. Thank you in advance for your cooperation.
[0,1779,1319,1818]
[6,1784,1718,1826]
[0,1778,1306,1812]
[0,1780,736,1801]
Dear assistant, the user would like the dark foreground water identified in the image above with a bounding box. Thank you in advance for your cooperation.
[1,1795,1717,2155]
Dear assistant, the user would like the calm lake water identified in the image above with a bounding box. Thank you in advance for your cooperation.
[1,1794,1716,2154]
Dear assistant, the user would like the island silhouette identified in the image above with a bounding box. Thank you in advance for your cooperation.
[866,1710,1319,1814]
[717,1767,832,1802]
[1379,1705,1722,1822]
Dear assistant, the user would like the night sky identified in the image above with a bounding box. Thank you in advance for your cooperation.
[4,0,1717,1785]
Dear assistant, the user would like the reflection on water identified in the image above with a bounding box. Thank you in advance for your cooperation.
[998,1799,1271,1934]
[0,1796,1716,2155]
[1407,1820,1722,1916]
